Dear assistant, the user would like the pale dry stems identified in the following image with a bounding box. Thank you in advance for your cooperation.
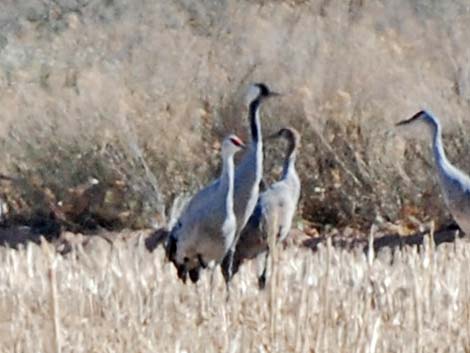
[1,231,470,352]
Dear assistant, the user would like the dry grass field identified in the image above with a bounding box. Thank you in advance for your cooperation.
[1,1,470,352]
[1,231,470,353]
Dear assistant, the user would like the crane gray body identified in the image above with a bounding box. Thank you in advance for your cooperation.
[228,128,301,287]
[166,135,244,283]
[397,110,470,235]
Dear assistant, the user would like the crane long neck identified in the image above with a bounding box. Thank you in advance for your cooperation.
[249,98,262,145]
[220,152,235,214]
[282,139,297,179]
[431,118,451,175]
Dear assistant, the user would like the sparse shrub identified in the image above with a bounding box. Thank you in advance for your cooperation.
[0,0,469,233]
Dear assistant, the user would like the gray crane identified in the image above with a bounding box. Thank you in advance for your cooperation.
[221,83,281,285]
[166,135,246,283]
[224,127,301,288]
[396,110,470,235]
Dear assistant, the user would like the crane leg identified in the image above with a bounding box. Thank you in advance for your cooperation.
[221,249,236,301]
[177,264,188,283]
[165,234,177,262]
[197,254,207,269]
[221,249,234,284]
[257,249,269,290]
[189,267,200,283]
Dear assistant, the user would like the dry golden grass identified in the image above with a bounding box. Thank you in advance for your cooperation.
[1,232,470,352]
[1,3,470,348]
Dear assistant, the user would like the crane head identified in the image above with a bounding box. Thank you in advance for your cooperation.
[222,134,246,156]
[267,127,301,146]
[245,83,281,106]
[396,110,428,127]
[396,110,439,141]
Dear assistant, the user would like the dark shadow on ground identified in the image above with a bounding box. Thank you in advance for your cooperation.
[0,211,62,249]
[302,222,463,255]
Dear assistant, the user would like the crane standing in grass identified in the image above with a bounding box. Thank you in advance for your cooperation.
[221,83,281,285]
[396,110,470,235]
[223,127,301,289]
[166,135,246,283]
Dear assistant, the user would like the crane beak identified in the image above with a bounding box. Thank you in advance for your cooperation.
[396,111,426,127]
[236,139,247,149]
[396,117,414,127]
[266,131,282,140]
[268,91,282,98]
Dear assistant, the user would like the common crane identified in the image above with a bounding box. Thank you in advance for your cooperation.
[396,110,470,235]
[224,127,301,288]
[166,134,246,283]
[221,83,281,285]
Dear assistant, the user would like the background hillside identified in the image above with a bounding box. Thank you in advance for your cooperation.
[0,0,469,232]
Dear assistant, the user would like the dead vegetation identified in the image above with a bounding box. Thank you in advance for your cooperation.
[1,231,470,352]
[1,2,470,350]
[0,1,469,233]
